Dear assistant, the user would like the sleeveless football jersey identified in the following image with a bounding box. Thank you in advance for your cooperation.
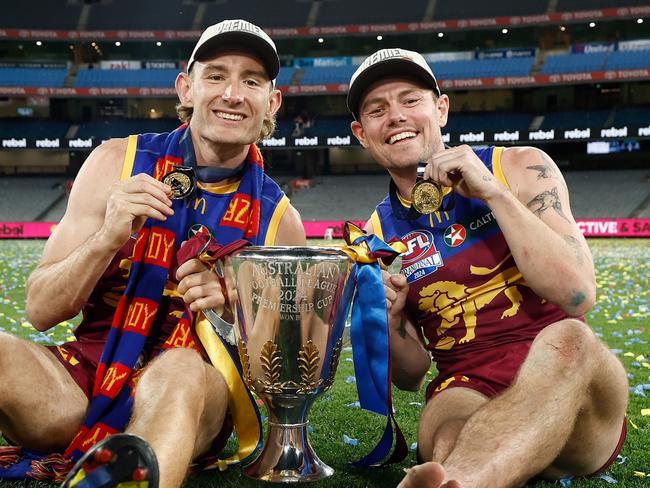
[73,131,289,350]
[371,146,569,365]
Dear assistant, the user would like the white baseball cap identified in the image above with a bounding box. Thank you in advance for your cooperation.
[187,19,280,80]
[347,48,441,119]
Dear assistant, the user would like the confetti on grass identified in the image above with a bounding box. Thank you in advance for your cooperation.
[343,434,358,446]
[598,474,617,483]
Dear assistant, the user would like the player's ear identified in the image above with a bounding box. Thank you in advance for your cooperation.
[436,94,449,128]
[351,121,368,148]
[176,72,193,108]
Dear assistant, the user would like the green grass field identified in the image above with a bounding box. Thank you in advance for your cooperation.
[0,238,648,487]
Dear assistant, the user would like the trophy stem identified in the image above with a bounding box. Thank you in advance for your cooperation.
[243,399,333,482]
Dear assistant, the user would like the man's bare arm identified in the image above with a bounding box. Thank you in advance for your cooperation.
[26,139,174,331]
[272,203,307,246]
[489,146,595,315]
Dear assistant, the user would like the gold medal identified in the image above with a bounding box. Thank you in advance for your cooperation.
[162,169,195,199]
[411,180,443,214]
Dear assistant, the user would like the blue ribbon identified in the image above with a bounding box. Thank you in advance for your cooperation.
[342,225,407,467]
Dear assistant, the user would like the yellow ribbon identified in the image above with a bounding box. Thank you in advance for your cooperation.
[339,222,406,266]
[195,314,262,468]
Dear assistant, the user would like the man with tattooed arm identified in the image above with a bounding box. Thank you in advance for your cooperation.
[346,48,628,488]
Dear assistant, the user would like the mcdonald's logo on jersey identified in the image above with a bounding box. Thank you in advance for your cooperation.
[220,193,259,233]
[123,297,159,336]
[143,227,175,268]
[99,363,132,399]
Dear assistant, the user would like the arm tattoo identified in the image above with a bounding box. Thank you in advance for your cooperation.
[526,153,567,187]
[526,187,571,223]
[562,235,586,266]
[526,164,557,180]
[569,290,586,309]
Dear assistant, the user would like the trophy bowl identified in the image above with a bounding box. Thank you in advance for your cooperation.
[223,246,353,482]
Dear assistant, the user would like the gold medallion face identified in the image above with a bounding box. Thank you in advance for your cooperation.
[162,171,194,199]
[411,180,443,214]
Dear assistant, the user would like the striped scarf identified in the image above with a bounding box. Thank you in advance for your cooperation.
[0,127,265,482]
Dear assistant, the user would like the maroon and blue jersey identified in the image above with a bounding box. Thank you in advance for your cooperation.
[371,146,569,365]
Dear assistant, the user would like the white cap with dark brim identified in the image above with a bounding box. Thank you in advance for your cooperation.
[347,48,441,119]
[187,19,280,80]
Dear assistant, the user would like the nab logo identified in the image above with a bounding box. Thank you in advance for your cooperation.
[443,224,467,247]
[402,230,434,264]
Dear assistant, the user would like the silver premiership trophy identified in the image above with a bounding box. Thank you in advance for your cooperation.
[221,246,353,482]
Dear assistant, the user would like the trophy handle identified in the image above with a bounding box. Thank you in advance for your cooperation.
[204,259,236,345]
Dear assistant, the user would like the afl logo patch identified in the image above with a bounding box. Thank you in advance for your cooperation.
[443,224,466,247]
[400,230,443,282]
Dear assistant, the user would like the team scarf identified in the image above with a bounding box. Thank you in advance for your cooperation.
[0,126,265,481]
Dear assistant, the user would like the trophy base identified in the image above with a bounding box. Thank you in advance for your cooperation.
[243,422,334,482]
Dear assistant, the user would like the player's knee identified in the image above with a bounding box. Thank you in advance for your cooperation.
[0,333,28,384]
[139,348,207,401]
[538,319,596,369]
[430,419,464,463]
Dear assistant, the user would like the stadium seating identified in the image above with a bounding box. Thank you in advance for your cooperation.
[203,0,312,28]
[0,68,68,88]
[2,2,80,30]
[434,0,545,19]
[0,118,69,139]
[445,112,535,133]
[75,119,181,140]
[315,0,428,25]
[611,107,650,126]
[74,68,178,88]
[432,57,535,80]
[541,52,609,74]
[605,50,650,71]
[539,110,611,130]
[557,0,650,9]
[0,177,68,221]
[290,174,390,221]
[86,0,197,30]
[276,67,297,86]
[299,65,359,85]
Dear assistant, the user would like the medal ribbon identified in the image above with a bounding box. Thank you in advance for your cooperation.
[340,222,409,467]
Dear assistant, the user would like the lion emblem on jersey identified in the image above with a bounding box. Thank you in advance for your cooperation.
[418,254,529,350]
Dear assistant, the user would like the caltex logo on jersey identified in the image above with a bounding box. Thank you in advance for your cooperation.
[443,223,466,247]
[400,230,443,283]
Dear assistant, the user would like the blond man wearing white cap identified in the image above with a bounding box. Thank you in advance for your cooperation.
[0,19,304,488]
[348,49,628,488]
